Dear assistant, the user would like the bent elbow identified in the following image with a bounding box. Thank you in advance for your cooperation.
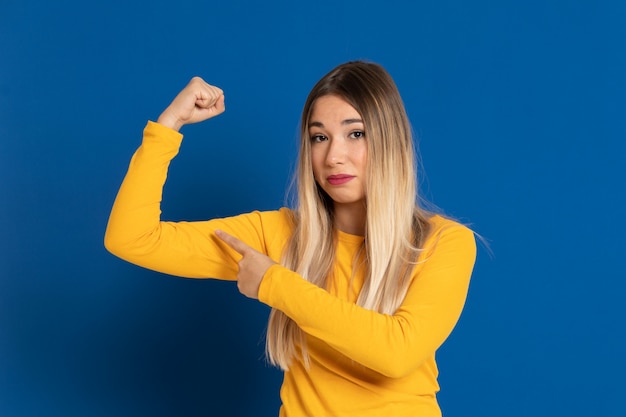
[103,228,125,258]
[103,223,136,260]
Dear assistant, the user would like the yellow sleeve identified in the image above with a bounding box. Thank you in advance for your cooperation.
[104,121,291,279]
[258,220,476,378]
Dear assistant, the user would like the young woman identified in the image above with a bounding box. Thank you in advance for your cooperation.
[105,61,476,416]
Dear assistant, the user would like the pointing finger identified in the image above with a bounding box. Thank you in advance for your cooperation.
[215,230,250,255]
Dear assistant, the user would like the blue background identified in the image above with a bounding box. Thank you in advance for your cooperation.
[1,0,625,415]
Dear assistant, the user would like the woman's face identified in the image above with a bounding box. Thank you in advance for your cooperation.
[309,95,368,208]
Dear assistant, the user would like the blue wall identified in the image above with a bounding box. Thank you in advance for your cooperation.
[2,1,625,415]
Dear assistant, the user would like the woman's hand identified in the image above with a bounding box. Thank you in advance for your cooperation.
[215,230,277,299]
[157,77,225,131]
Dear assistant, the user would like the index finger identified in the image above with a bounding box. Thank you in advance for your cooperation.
[215,230,250,255]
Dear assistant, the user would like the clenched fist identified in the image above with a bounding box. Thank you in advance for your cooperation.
[157,77,225,131]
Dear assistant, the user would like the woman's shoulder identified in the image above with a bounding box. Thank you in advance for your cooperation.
[251,207,296,245]
[214,208,295,257]
[254,207,296,229]
[207,208,296,244]
[259,208,296,255]
[427,213,469,230]
[424,214,475,248]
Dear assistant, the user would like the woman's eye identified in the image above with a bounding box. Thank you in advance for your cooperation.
[349,130,365,139]
[311,134,327,143]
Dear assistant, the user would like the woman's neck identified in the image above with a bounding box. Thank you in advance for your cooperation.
[333,202,366,236]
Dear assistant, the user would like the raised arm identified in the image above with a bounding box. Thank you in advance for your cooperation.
[104,78,271,279]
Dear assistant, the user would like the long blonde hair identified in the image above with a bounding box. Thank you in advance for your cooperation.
[266,61,432,370]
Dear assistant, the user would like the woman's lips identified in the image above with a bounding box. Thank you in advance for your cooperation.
[327,174,355,185]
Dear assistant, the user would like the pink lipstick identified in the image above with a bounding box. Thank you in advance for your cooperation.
[327,174,355,185]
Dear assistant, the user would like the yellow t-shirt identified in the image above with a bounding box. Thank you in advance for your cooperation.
[105,121,477,417]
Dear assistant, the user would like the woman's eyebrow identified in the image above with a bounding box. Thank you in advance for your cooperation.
[308,118,363,128]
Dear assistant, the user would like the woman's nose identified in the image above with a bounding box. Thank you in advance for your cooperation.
[325,137,347,165]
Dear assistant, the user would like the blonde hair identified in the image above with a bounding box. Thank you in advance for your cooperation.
[266,61,432,370]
